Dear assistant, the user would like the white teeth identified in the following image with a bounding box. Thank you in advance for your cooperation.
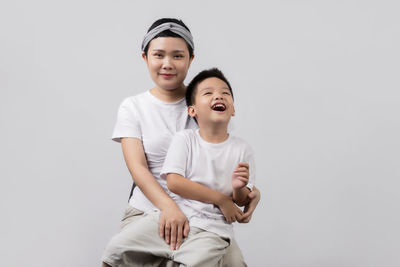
[212,103,226,111]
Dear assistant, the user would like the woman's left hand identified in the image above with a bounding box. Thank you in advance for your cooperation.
[238,186,260,223]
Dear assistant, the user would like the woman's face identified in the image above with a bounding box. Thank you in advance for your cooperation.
[143,37,193,91]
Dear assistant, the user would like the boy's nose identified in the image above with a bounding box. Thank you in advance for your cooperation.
[214,94,224,100]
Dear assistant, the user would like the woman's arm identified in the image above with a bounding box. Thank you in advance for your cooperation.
[121,137,189,250]
[167,173,243,222]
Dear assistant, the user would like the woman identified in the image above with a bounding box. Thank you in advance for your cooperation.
[102,18,260,267]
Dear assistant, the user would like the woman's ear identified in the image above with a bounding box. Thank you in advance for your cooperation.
[188,105,196,118]
[188,54,195,65]
[142,52,147,61]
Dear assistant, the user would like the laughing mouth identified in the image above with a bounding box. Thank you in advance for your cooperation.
[211,103,226,111]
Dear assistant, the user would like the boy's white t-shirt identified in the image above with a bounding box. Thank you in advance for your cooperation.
[112,91,197,212]
[160,128,255,240]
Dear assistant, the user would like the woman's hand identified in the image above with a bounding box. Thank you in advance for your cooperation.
[238,186,260,223]
[217,195,244,223]
[122,137,189,249]
[159,204,190,250]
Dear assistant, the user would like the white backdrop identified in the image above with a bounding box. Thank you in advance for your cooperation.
[1,1,399,266]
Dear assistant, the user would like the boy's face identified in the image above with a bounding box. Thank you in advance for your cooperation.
[188,77,235,125]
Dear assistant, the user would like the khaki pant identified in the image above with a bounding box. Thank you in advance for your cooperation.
[102,206,247,267]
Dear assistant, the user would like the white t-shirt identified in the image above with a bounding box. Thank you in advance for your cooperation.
[112,91,197,212]
[160,129,256,240]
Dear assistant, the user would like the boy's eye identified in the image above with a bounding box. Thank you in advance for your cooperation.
[203,92,212,95]
[223,92,231,95]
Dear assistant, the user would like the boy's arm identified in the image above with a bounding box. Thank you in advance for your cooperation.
[232,162,251,206]
[167,173,243,222]
[233,187,251,206]
[236,144,258,222]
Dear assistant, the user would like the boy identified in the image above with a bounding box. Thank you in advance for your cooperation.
[160,68,256,266]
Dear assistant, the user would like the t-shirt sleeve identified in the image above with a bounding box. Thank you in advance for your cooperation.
[160,132,189,180]
[245,144,256,191]
[111,98,141,142]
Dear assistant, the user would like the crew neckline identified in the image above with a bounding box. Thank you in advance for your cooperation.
[195,128,231,148]
[147,90,186,106]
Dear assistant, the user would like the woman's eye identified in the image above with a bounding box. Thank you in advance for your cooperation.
[174,55,184,59]
[154,53,163,58]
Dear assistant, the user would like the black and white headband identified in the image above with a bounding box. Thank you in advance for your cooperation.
[141,22,194,51]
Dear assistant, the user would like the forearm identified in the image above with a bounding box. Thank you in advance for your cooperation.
[121,138,177,211]
[233,187,251,207]
[130,165,178,210]
[167,173,227,206]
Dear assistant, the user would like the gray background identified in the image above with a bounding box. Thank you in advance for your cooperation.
[1,0,399,266]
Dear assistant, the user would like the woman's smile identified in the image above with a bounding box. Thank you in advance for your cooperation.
[144,37,193,91]
[159,73,176,79]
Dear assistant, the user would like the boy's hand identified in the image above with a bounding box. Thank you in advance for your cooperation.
[159,204,190,250]
[232,162,249,190]
[217,195,244,223]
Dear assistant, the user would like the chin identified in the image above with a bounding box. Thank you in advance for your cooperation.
[160,85,181,91]
[211,118,230,124]
[156,81,175,89]
[158,81,183,90]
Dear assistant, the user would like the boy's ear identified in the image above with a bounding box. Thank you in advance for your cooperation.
[188,105,197,118]
[232,106,235,117]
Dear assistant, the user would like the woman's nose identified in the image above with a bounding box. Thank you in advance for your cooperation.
[162,57,173,69]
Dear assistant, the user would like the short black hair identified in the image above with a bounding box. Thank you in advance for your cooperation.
[143,18,194,58]
[185,68,234,107]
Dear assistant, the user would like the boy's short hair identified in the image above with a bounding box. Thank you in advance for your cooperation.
[185,68,234,107]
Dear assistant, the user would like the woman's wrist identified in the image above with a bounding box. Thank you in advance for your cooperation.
[158,198,179,211]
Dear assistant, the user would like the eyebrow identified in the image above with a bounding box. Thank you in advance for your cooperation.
[151,49,185,53]
[199,86,230,91]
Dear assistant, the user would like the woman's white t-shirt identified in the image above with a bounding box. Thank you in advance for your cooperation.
[112,91,197,212]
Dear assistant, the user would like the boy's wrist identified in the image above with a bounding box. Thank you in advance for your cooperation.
[232,186,246,197]
[232,187,251,206]
[214,192,229,207]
